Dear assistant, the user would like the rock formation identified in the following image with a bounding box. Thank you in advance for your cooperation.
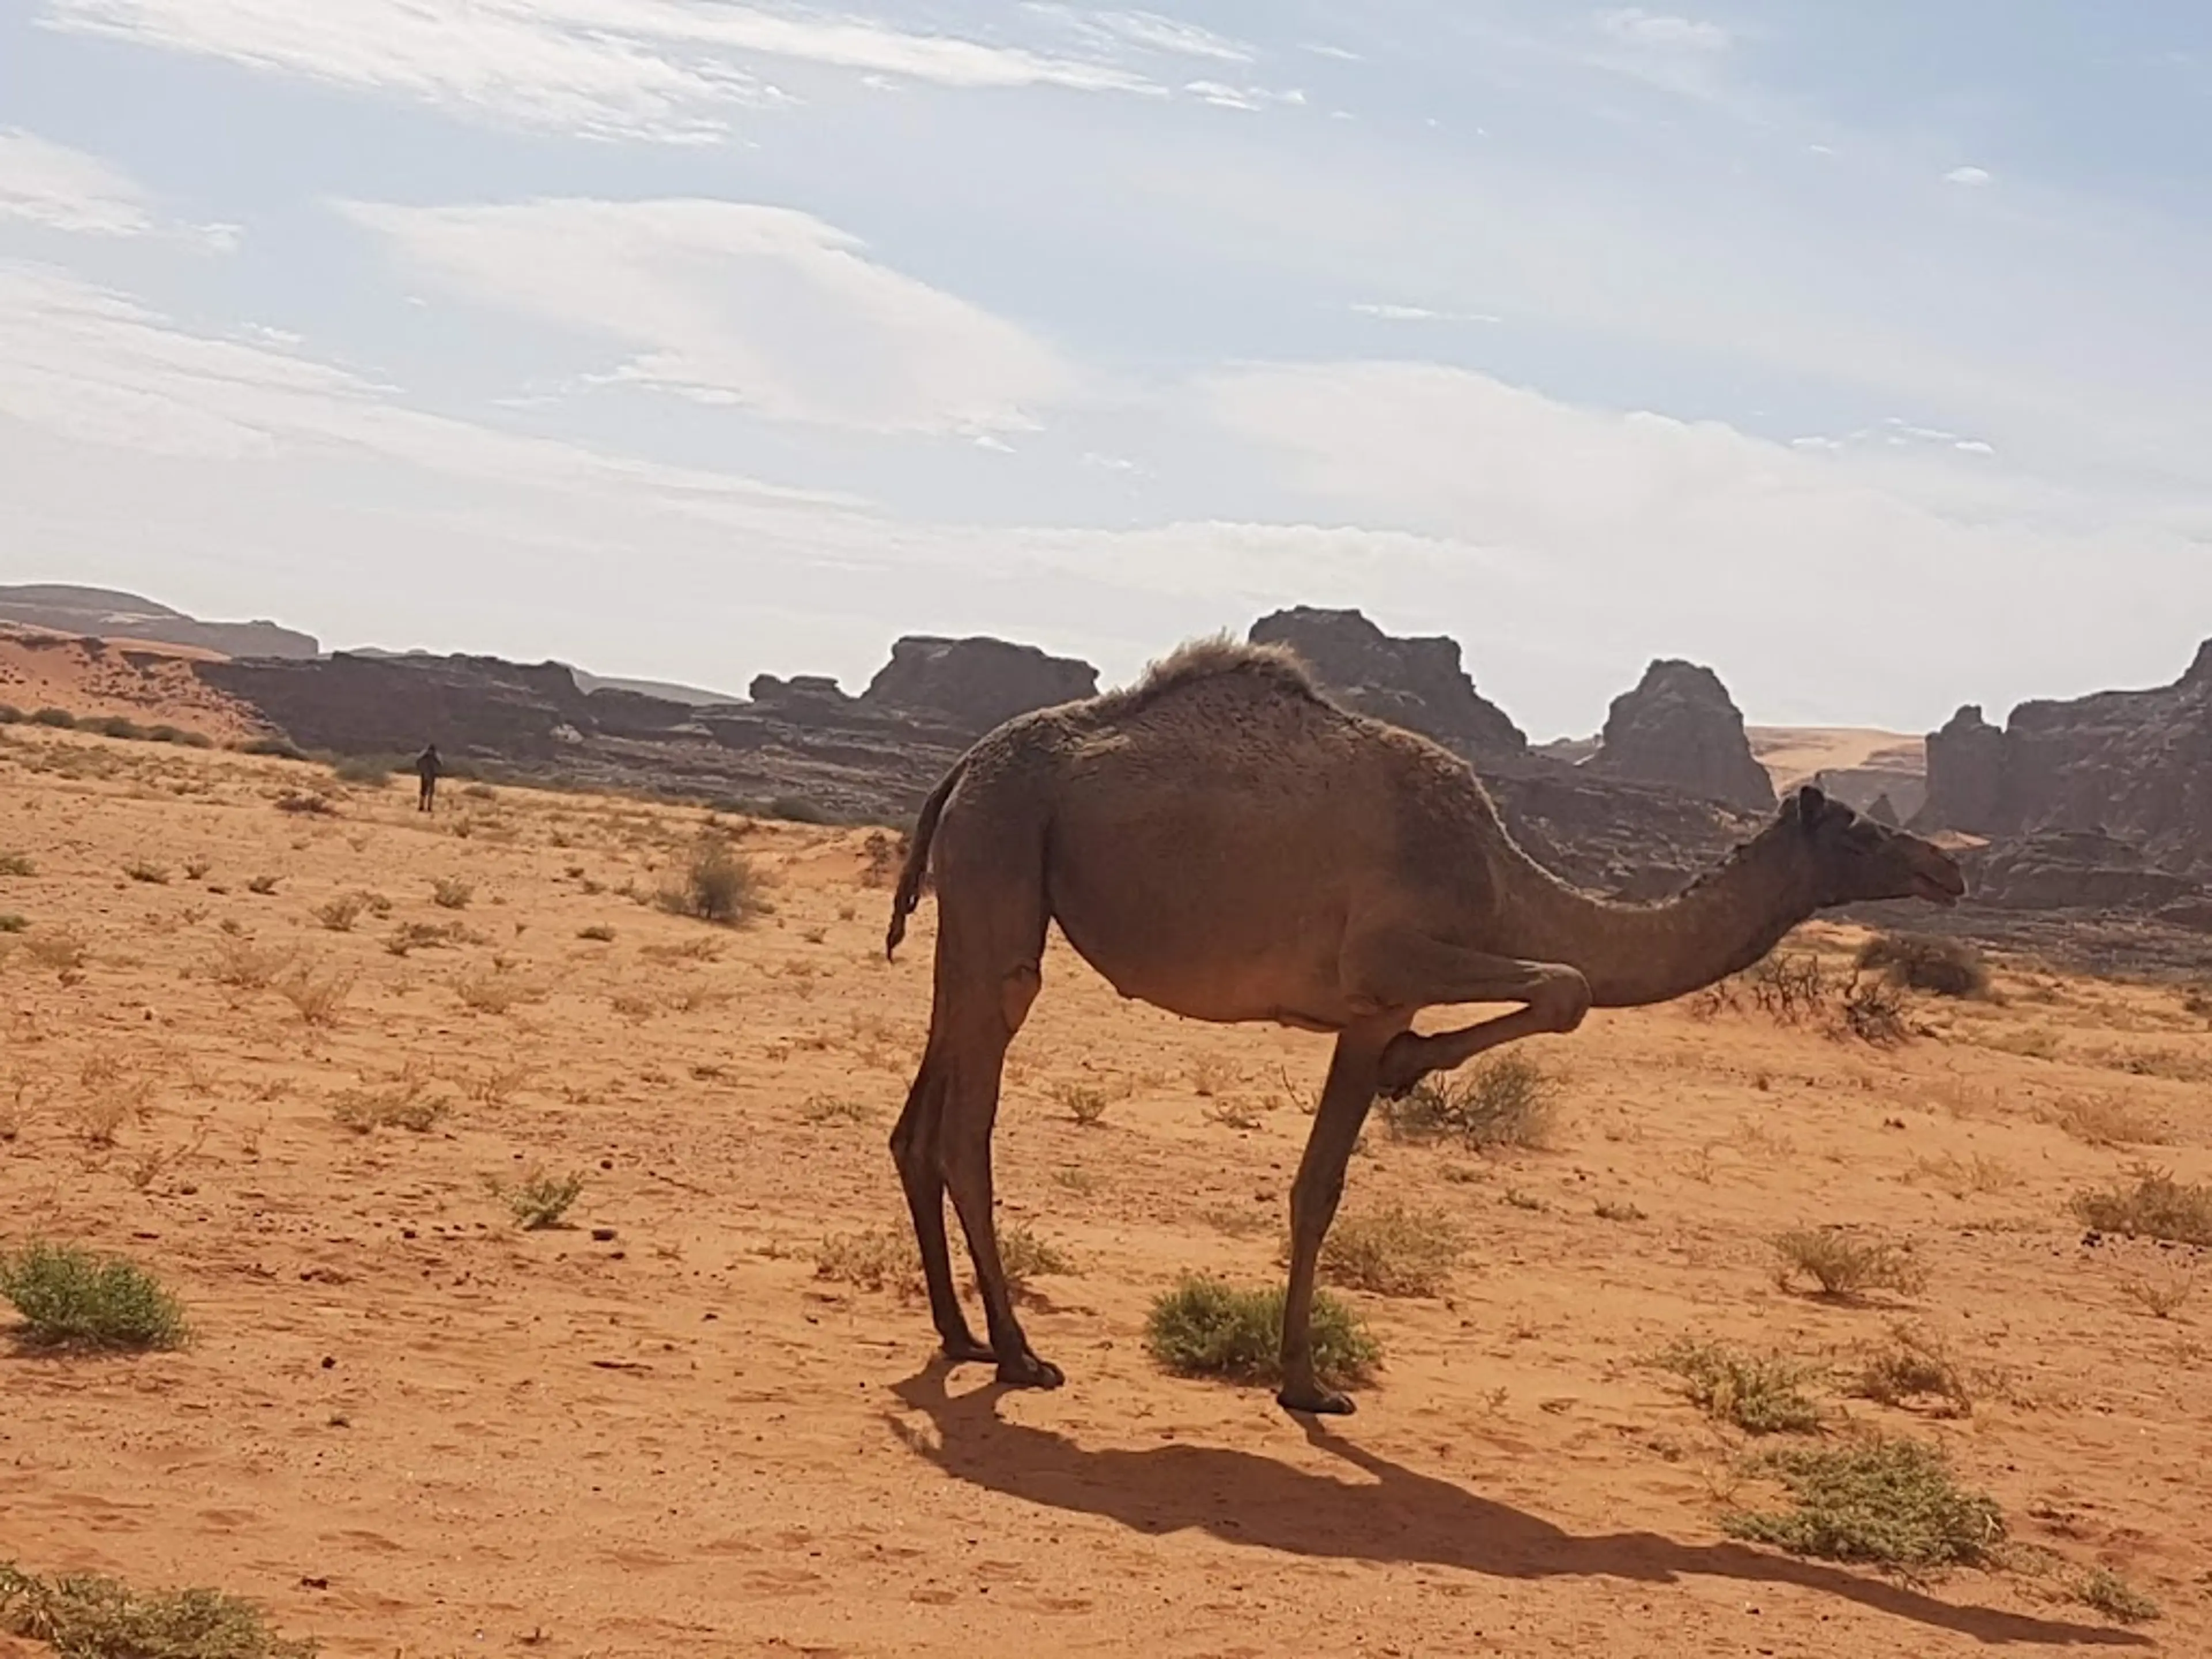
[861,635,1098,734]
[1247,607,1527,757]
[1915,640,2212,877]
[0,584,319,659]
[1584,659,1775,813]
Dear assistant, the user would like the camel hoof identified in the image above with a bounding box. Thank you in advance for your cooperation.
[1276,1385,1357,1416]
[996,1353,1065,1391]
[940,1335,998,1366]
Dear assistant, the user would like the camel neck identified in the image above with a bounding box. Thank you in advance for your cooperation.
[1490,830,1816,1009]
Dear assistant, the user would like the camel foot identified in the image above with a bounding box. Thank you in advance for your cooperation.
[1276,1383,1357,1416]
[939,1334,998,1366]
[995,1351,1066,1391]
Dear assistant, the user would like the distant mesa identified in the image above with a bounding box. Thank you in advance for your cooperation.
[861,634,1100,734]
[1583,658,1775,814]
[1915,636,2212,880]
[1247,605,1528,757]
[0,583,319,660]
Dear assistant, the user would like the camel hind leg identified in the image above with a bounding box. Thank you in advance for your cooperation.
[889,785,1057,1385]
[889,1044,992,1364]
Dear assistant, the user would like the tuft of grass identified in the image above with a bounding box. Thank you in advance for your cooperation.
[31,707,77,728]
[276,963,355,1027]
[0,1240,189,1351]
[1379,1051,1559,1150]
[814,1225,923,1296]
[657,837,767,925]
[1145,1274,1380,1390]
[431,877,474,910]
[1050,1081,1110,1127]
[272,790,336,817]
[997,1222,1075,1294]
[2053,1095,2168,1149]
[2070,1165,2212,1247]
[1771,1228,1928,1300]
[0,914,25,934]
[454,969,543,1014]
[0,852,35,878]
[122,858,171,885]
[328,1078,449,1135]
[1308,1202,1464,1298]
[1654,1337,1825,1434]
[312,892,366,932]
[800,1094,877,1126]
[245,874,279,896]
[328,754,396,786]
[0,1562,316,1657]
[498,1166,584,1229]
[2117,1266,2198,1320]
[577,923,616,943]
[1857,933,1989,998]
[2072,1566,2161,1624]
[1724,1433,2003,1571]
[1850,1321,1974,1418]
[25,929,89,974]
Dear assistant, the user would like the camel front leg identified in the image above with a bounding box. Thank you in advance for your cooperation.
[1342,929,1592,1100]
[1277,1018,1399,1416]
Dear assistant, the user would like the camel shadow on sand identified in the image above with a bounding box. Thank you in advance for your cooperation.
[887,1363,2145,1650]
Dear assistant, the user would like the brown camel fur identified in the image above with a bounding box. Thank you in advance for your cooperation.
[883,638,1966,1415]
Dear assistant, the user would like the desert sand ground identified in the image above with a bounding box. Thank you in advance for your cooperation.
[1746,727,1927,794]
[2,725,2207,1658]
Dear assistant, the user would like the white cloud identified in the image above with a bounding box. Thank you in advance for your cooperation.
[1350,301,1501,324]
[40,0,1151,142]
[1198,358,2212,725]
[1025,6,1252,65]
[0,128,233,247]
[335,196,1077,436]
[1183,79,1306,112]
[1944,165,1993,187]
[1594,9,1731,52]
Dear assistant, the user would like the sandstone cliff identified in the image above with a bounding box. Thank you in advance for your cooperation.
[1584,658,1776,813]
[1247,607,1527,757]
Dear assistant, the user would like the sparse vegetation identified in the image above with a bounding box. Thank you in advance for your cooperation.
[122,858,171,885]
[0,1240,189,1351]
[814,1225,923,1296]
[2117,1266,2198,1320]
[1771,1228,1929,1300]
[328,1075,449,1135]
[1308,1202,1464,1297]
[276,961,356,1026]
[1051,1081,1111,1127]
[2070,1165,2212,1247]
[497,1166,585,1229]
[0,1561,316,1657]
[1850,1321,1974,1418]
[1841,975,1910,1044]
[657,836,767,925]
[431,877,475,910]
[272,790,335,816]
[2052,1095,2168,1149]
[329,755,396,786]
[1145,1274,1380,1390]
[577,923,616,942]
[313,892,366,931]
[1378,1051,1559,1150]
[0,852,35,877]
[1856,933,1990,998]
[997,1222,1075,1293]
[1723,1433,2003,1571]
[246,873,279,895]
[31,707,77,728]
[0,914,25,934]
[25,929,89,974]
[1653,1338,1824,1434]
[2072,1566,2161,1624]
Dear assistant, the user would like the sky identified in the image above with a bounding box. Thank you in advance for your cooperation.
[1,1,2207,738]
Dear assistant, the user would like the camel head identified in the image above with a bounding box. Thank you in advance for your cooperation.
[1780,785,1965,910]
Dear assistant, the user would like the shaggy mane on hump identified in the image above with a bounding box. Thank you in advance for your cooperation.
[1090,635,1329,717]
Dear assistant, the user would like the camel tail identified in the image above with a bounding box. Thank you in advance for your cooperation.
[885,756,966,961]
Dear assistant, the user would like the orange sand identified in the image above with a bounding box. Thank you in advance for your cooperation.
[1,725,2205,1656]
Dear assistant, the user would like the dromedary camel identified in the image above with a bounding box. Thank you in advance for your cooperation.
[883,639,1965,1415]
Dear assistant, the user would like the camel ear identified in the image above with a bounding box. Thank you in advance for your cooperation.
[1794,784,1827,831]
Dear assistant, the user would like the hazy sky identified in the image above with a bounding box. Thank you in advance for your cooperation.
[2,2,2207,737]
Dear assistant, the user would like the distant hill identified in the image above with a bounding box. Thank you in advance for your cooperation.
[347,647,740,707]
[0,583,319,660]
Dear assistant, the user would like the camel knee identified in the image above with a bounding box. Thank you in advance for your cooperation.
[1539,969,1592,1033]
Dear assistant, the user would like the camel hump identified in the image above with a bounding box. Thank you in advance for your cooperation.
[1088,635,1330,720]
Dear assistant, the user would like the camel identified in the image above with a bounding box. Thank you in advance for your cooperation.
[882,639,1966,1415]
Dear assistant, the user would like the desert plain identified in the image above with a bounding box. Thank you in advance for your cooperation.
[2,720,2209,1659]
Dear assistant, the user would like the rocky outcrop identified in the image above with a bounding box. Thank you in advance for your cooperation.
[861,635,1097,734]
[1247,607,1527,757]
[1584,660,1775,813]
[0,583,319,658]
[1914,641,2212,877]
[1965,830,2207,914]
